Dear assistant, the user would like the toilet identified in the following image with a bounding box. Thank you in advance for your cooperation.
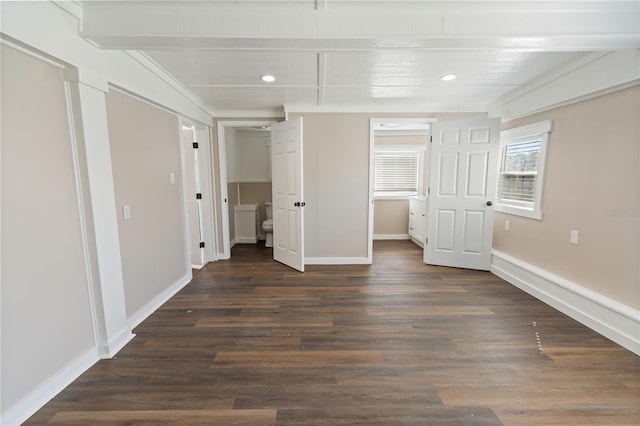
[263,202,274,248]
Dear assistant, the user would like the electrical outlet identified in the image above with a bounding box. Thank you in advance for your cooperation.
[570,230,579,244]
[504,220,510,231]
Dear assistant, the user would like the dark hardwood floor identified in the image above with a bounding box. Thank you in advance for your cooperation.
[25,241,639,425]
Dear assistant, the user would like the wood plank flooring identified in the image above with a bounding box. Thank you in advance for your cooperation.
[25,241,639,425]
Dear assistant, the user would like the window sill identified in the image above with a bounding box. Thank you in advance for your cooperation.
[496,204,542,220]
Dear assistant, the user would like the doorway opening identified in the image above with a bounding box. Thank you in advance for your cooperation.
[368,118,432,262]
[216,121,276,259]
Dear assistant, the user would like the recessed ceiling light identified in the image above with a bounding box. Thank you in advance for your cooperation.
[260,74,276,83]
[441,74,457,81]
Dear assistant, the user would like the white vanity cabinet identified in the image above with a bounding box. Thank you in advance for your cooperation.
[408,197,427,247]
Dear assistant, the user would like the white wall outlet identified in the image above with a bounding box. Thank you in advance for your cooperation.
[570,230,579,244]
[170,172,176,185]
[123,204,131,220]
[504,220,510,231]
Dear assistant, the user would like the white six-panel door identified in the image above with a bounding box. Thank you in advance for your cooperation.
[271,118,304,272]
[425,118,500,271]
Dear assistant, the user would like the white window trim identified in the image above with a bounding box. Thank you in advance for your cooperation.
[496,120,552,220]
[373,145,426,200]
[375,145,426,153]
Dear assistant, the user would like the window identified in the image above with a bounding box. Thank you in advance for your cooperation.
[374,146,424,198]
[496,120,551,220]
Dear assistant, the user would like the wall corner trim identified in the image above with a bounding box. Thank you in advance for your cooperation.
[0,347,100,426]
[98,328,136,359]
[491,249,640,355]
[64,67,109,92]
[304,257,371,265]
[127,272,193,330]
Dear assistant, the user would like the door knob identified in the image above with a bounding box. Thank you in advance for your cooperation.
[294,202,300,207]
[486,201,493,206]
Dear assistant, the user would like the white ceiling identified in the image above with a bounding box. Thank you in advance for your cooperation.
[79,0,640,115]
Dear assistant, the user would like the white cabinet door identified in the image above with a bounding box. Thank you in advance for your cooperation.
[271,118,304,272]
[409,197,427,247]
[425,118,500,271]
[415,203,427,243]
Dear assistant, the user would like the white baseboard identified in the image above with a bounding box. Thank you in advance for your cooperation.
[410,237,424,248]
[0,347,100,426]
[97,326,135,359]
[128,272,192,329]
[235,237,258,244]
[305,257,371,265]
[373,234,411,240]
[229,239,237,249]
[491,249,640,355]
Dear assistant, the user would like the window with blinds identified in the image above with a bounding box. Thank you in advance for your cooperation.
[495,120,551,220]
[497,140,540,204]
[374,152,420,196]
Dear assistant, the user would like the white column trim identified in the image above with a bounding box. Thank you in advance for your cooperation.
[65,67,134,359]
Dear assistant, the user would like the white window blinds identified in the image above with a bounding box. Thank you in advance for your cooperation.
[496,120,551,220]
[497,140,540,204]
[374,153,419,194]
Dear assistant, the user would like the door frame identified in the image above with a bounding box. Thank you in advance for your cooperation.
[367,117,436,263]
[216,120,277,259]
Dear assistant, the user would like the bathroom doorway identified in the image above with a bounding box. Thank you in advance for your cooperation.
[216,121,276,259]
[368,118,432,262]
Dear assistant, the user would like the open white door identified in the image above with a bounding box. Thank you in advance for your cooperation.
[425,118,500,271]
[182,124,204,267]
[271,118,304,272]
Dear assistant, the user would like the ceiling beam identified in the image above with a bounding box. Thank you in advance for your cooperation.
[81,2,639,51]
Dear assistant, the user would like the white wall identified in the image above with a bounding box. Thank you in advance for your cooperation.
[226,128,271,183]
[225,127,239,182]
[491,86,640,353]
[235,129,271,182]
[0,2,214,423]
[1,44,97,423]
[106,89,190,322]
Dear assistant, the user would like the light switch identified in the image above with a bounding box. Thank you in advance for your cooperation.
[123,204,131,220]
[504,220,510,231]
[170,172,176,185]
[570,230,579,244]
